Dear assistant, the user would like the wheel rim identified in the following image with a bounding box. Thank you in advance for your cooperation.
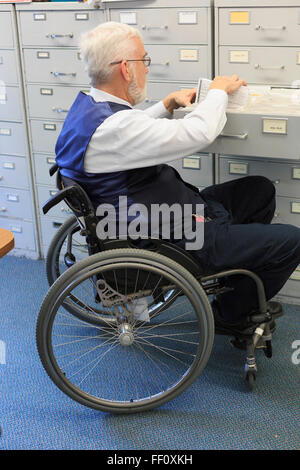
[38,253,214,412]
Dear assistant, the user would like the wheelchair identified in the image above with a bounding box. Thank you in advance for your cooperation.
[37,164,276,414]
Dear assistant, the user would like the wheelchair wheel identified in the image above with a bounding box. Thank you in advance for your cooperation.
[46,215,86,286]
[45,216,179,325]
[37,248,214,413]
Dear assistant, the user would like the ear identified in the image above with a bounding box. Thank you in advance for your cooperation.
[120,60,132,83]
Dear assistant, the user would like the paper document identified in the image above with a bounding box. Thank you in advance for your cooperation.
[196,78,249,110]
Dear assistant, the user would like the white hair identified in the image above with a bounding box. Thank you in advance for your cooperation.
[79,21,143,86]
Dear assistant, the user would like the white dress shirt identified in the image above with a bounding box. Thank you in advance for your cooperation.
[84,87,228,173]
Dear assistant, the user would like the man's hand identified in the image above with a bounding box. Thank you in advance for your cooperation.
[209,74,247,94]
[163,88,197,115]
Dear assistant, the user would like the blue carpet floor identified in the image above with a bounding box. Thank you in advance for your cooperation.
[0,255,299,450]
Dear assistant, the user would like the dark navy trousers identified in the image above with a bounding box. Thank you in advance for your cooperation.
[194,176,300,322]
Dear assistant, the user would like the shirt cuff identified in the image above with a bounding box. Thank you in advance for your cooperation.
[205,88,228,105]
[144,100,172,119]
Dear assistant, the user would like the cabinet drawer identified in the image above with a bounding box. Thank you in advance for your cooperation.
[273,195,300,228]
[205,113,300,160]
[169,153,213,188]
[0,187,32,219]
[218,157,300,198]
[37,186,73,219]
[23,49,89,85]
[19,9,105,47]
[110,7,208,44]
[30,120,63,153]
[0,122,27,156]
[0,155,29,189]
[0,217,36,251]
[0,50,19,85]
[147,44,209,81]
[34,153,57,186]
[26,84,88,119]
[217,46,300,85]
[39,216,70,247]
[0,86,22,122]
[0,12,14,48]
[218,7,300,47]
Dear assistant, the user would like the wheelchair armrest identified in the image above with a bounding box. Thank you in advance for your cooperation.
[49,163,58,177]
[42,187,74,214]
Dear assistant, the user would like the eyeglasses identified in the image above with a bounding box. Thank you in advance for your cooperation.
[110,56,151,67]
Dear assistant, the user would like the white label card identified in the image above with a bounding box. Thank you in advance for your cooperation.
[0,128,11,136]
[3,162,14,169]
[75,13,89,21]
[291,202,300,214]
[40,88,53,96]
[292,168,300,179]
[33,13,46,21]
[119,11,137,25]
[37,51,50,59]
[229,162,248,175]
[7,193,18,202]
[229,50,249,63]
[180,49,198,61]
[263,118,287,135]
[178,11,198,25]
[10,225,22,233]
[43,123,56,131]
[183,157,201,169]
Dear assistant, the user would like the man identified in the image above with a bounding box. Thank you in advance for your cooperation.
[55,21,300,330]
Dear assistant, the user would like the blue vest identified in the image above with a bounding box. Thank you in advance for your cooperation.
[55,92,205,238]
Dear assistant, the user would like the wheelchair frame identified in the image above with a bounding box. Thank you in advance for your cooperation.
[36,164,276,413]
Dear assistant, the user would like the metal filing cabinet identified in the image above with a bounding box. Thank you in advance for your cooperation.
[208,107,300,305]
[106,0,214,104]
[174,101,300,304]
[214,0,300,86]
[213,0,300,303]
[16,2,106,258]
[0,4,38,258]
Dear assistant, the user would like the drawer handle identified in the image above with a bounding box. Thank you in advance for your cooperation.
[254,64,285,71]
[271,179,280,185]
[151,62,170,67]
[0,207,7,212]
[46,33,74,39]
[218,132,248,140]
[52,107,70,114]
[141,25,168,31]
[255,25,286,31]
[51,72,77,77]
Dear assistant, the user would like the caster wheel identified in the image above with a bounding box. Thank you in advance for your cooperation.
[245,371,256,391]
[264,340,272,358]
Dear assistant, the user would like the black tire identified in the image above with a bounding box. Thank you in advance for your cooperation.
[46,215,84,286]
[45,217,179,326]
[37,248,214,413]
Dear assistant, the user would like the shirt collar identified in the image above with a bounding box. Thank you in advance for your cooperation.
[89,87,133,108]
